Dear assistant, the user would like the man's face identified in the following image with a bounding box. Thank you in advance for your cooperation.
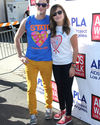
[35,0,49,15]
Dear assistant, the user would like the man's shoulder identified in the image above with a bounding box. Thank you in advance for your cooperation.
[27,15,34,20]
[45,15,50,21]
[25,15,35,24]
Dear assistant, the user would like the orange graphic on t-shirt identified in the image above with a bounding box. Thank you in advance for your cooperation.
[30,24,49,31]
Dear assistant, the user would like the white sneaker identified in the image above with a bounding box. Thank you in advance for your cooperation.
[45,108,52,120]
[30,114,37,125]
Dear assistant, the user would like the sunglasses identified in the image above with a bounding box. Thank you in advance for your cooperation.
[36,3,48,7]
[53,10,63,17]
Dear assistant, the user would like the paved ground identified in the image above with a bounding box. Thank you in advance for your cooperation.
[0,55,90,125]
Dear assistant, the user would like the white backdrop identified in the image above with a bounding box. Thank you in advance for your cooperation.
[29,0,100,124]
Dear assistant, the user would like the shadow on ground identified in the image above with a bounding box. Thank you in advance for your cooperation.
[0,103,29,125]
[0,79,27,91]
[0,102,60,125]
[0,80,89,125]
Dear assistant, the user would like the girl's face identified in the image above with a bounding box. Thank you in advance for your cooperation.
[52,7,64,26]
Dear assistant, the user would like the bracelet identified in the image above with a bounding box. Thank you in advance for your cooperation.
[72,62,76,64]
[71,65,76,69]
[71,62,76,69]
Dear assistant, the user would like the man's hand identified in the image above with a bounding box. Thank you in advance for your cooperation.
[19,56,29,64]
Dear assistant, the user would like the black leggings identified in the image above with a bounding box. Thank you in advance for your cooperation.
[53,64,74,116]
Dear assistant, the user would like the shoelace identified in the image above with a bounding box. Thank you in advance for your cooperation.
[59,111,64,115]
[61,116,66,122]
[57,111,62,115]
[31,115,36,119]
[46,109,51,113]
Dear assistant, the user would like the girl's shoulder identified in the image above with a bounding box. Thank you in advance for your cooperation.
[70,25,76,34]
[68,25,77,38]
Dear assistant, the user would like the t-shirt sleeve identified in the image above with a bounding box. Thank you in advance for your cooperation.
[69,26,77,39]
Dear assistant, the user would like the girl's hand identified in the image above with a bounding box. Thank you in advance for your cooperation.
[69,67,75,77]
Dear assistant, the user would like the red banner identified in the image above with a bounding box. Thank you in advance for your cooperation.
[51,81,59,102]
[91,94,100,121]
[92,13,100,41]
[75,53,86,79]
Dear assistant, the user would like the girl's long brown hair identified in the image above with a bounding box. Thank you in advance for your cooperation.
[50,4,70,37]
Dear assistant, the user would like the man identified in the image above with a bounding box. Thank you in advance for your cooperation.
[14,0,53,124]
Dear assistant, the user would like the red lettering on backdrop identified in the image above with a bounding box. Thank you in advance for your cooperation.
[75,53,86,79]
[92,13,100,41]
[91,94,100,121]
[51,81,59,102]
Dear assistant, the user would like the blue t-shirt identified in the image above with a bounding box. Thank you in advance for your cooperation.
[25,15,52,61]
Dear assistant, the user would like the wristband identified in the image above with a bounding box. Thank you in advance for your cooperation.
[71,62,76,69]
[71,65,76,69]
[72,62,76,64]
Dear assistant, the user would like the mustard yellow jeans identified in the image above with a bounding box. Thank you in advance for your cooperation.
[25,59,53,115]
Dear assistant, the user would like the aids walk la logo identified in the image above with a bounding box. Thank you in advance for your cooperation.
[90,60,100,80]
[75,53,86,79]
[91,13,100,42]
[91,94,100,121]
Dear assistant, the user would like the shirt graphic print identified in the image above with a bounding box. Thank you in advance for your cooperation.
[51,35,62,54]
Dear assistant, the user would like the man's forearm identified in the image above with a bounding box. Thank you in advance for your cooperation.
[14,37,22,58]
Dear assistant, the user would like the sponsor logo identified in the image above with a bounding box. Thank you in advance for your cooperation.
[37,78,44,95]
[75,53,86,79]
[91,94,100,121]
[51,81,59,102]
[71,17,87,38]
[73,90,87,113]
[91,13,100,42]
[90,60,100,80]
[37,78,59,102]
[71,17,86,27]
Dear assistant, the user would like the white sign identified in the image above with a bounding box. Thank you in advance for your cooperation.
[29,0,100,124]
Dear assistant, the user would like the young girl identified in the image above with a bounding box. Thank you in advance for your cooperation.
[50,4,78,125]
